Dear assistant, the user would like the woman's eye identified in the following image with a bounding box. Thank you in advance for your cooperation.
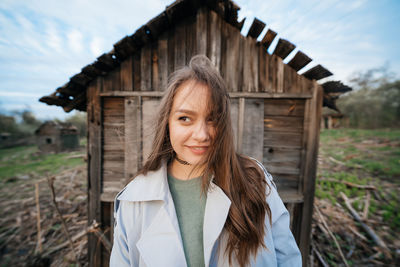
[178,116,191,122]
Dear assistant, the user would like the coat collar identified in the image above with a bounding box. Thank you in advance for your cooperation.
[116,161,231,267]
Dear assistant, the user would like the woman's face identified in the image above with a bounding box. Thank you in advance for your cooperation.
[168,80,215,165]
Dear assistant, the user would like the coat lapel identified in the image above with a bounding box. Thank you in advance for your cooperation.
[136,204,187,267]
[203,182,231,267]
[117,163,187,267]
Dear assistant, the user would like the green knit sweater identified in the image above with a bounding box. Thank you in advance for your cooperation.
[167,174,207,267]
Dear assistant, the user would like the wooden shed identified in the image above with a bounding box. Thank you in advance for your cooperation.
[40,0,350,265]
[35,121,79,153]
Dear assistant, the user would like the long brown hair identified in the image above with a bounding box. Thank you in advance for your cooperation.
[138,55,271,266]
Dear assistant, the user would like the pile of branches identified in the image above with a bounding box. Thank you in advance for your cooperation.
[310,183,399,266]
[0,165,94,266]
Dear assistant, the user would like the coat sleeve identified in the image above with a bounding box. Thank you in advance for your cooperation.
[256,160,302,267]
[110,199,131,267]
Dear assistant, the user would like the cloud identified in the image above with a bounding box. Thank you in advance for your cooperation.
[67,29,83,53]
[90,36,104,57]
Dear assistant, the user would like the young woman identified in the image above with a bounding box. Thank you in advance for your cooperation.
[110,55,302,267]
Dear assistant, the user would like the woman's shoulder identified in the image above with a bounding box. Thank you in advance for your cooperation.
[248,157,277,189]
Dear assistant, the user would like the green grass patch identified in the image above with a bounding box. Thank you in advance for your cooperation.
[0,145,85,181]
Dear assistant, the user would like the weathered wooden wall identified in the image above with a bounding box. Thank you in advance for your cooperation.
[87,7,322,267]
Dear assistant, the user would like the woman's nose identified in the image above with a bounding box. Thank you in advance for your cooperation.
[192,120,210,141]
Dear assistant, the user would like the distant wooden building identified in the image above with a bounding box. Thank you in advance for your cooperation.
[40,0,350,265]
[35,121,79,153]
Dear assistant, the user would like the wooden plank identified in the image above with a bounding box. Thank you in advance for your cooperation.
[241,98,264,162]
[277,188,303,203]
[258,45,269,92]
[207,10,221,70]
[261,29,277,51]
[283,63,301,93]
[103,68,120,92]
[268,164,300,175]
[273,38,296,60]
[263,147,301,164]
[237,98,245,152]
[133,52,141,91]
[120,56,133,91]
[167,27,175,76]
[185,16,196,65]
[229,98,239,150]
[103,97,124,110]
[303,64,333,81]
[264,99,305,117]
[87,78,102,266]
[276,55,284,93]
[287,51,312,72]
[264,131,302,148]
[196,8,208,55]
[151,42,159,92]
[157,33,168,91]
[264,116,303,132]
[268,54,277,93]
[221,21,242,92]
[125,96,141,183]
[142,98,160,164]
[242,38,258,92]
[100,91,312,99]
[141,45,152,90]
[299,82,323,266]
[174,21,186,69]
[247,17,266,39]
[101,201,112,267]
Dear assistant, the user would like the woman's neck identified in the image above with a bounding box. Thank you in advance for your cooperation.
[168,159,204,180]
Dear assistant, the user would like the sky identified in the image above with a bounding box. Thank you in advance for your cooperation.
[0,0,399,120]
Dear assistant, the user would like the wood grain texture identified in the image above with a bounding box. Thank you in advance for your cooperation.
[157,33,168,91]
[273,38,296,60]
[141,45,152,90]
[287,51,312,72]
[261,29,277,51]
[264,99,305,117]
[120,56,133,91]
[221,21,243,92]
[246,17,266,39]
[142,98,160,163]
[87,78,102,266]
[208,10,221,70]
[196,8,208,55]
[174,21,186,69]
[125,97,141,184]
[242,98,264,162]
[299,82,323,266]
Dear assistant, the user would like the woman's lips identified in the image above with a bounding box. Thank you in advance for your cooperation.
[187,146,209,155]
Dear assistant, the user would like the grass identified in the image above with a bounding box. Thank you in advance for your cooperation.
[0,143,85,182]
[317,128,400,232]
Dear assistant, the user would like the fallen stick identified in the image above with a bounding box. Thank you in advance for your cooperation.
[35,183,42,254]
[340,192,390,257]
[47,176,82,267]
[314,205,350,267]
[311,242,329,267]
[88,220,112,253]
[362,191,371,220]
[43,229,87,257]
[319,178,376,190]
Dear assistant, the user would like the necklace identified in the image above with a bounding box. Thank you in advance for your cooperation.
[175,156,191,165]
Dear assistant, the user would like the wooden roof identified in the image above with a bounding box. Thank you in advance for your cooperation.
[39,0,350,112]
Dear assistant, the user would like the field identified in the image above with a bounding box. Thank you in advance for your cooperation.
[0,129,399,266]
[0,144,87,267]
[312,129,400,266]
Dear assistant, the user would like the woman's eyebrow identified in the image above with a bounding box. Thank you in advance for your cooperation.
[174,109,197,115]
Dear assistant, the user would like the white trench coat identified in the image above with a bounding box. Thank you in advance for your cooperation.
[110,161,302,267]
